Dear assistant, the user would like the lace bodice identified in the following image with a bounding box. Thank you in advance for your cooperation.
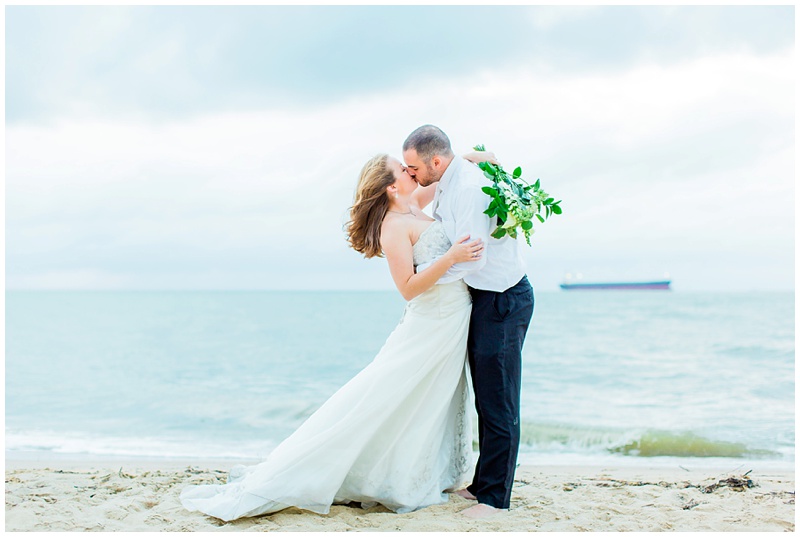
[413,221,451,268]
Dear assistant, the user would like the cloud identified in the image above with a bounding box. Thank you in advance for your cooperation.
[6,6,794,123]
[527,5,600,30]
[5,44,794,290]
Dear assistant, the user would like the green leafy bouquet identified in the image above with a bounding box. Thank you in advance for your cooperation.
[473,145,562,245]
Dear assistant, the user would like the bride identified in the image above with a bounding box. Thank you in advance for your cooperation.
[180,150,493,521]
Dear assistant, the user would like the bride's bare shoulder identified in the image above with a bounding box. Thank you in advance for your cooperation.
[380,216,413,249]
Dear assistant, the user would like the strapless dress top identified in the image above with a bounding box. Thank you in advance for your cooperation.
[412,221,450,269]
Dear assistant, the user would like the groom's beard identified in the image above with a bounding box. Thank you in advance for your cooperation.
[418,165,442,187]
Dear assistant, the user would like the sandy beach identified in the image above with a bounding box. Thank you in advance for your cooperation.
[5,458,794,532]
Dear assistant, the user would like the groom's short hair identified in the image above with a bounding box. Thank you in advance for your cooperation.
[403,125,454,162]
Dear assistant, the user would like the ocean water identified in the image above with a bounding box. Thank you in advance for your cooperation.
[5,290,794,468]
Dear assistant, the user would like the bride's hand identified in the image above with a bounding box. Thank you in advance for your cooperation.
[446,235,484,264]
[463,150,500,166]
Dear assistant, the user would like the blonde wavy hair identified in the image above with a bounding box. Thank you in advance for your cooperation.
[345,154,397,258]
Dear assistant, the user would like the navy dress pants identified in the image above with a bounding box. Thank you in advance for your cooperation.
[465,275,534,509]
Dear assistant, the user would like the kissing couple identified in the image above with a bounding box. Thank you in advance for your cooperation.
[181,125,535,521]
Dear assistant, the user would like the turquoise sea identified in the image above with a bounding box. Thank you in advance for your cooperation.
[5,290,794,468]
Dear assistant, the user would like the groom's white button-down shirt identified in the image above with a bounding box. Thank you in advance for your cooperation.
[426,156,526,293]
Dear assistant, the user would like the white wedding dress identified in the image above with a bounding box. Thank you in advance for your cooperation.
[180,221,473,521]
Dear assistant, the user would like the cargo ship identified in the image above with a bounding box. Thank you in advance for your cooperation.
[560,279,671,291]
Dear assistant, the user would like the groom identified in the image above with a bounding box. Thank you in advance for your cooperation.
[402,125,535,519]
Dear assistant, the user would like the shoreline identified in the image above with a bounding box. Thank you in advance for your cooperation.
[5,457,794,531]
[6,448,795,472]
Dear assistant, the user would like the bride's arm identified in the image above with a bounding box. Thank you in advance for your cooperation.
[380,223,483,301]
[410,151,500,210]
[463,150,499,166]
[410,183,437,211]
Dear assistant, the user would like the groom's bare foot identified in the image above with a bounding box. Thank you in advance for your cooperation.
[460,503,503,519]
[454,489,477,501]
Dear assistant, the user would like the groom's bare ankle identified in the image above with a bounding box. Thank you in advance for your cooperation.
[460,503,504,519]
[455,488,477,500]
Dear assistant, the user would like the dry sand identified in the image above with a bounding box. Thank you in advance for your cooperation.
[5,458,794,531]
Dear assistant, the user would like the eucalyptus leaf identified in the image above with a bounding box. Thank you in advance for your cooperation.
[474,144,560,246]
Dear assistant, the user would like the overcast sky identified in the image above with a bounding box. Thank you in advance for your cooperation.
[5,5,795,291]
